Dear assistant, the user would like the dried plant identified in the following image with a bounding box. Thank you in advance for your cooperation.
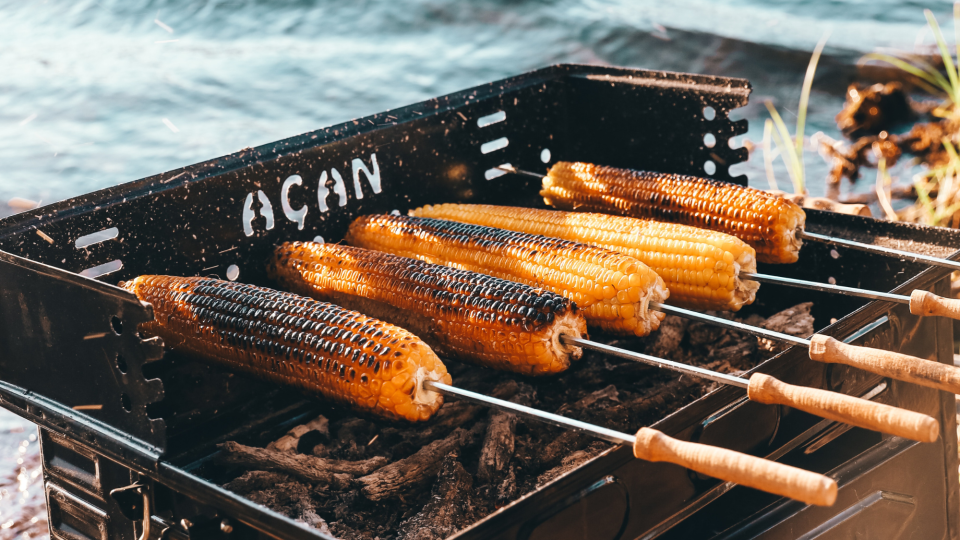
[861,7,960,117]
[899,138,960,226]
[875,158,899,220]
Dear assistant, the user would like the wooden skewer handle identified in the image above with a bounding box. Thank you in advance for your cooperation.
[633,427,837,507]
[808,334,960,395]
[910,290,960,320]
[747,373,939,443]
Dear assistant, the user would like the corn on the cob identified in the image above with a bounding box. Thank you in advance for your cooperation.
[344,214,669,337]
[412,204,760,311]
[540,162,806,264]
[119,275,450,422]
[268,242,588,375]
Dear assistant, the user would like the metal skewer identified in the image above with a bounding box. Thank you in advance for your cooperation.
[562,335,747,388]
[651,301,960,396]
[653,302,809,347]
[742,271,960,321]
[801,231,960,272]
[424,380,838,506]
[425,380,635,445]
[499,165,548,179]
[559,334,937,443]
[741,272,908,304]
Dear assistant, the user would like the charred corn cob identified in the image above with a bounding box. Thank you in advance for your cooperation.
[411,204,760,311]
[540,162,807,264]
[119,275,451,422]
[344,214,669,337]
[268,242,588,375]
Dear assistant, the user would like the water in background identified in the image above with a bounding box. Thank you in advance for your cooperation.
[0,0,954,218]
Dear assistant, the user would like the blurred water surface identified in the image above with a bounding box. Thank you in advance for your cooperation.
[0,0,955,215]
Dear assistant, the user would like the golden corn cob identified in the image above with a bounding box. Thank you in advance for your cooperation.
[540,161,807,264]
[344,215,669,337]
[119,275,451,422]
[411,204,760,311]
[268,242,588,375]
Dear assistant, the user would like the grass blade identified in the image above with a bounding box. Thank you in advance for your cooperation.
[762,119,780,191]
[765,101,804,193]
[796,32,830,156]
[860,53,951,96]
[925,9,960,103]
[955,2,960,91]
[914,174,936,225]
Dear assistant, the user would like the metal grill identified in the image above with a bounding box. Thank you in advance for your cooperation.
[0,64,957,540]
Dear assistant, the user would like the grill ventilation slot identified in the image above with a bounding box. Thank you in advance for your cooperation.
[477,110,506,127]
[75,228,119,249]
[79,260,123,279]
[481,137,509,154]
[484,164,512,180]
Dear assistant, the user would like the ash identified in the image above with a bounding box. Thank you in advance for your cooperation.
[213,303,813,540]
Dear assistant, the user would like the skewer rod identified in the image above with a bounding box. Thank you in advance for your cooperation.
[564,332,938,443]
[561,335,750,388]
[497,165,546,179]
[423,380,635,445]
[801,230,960,272]
[741,272,908,304]
[651,302,810,347]
[424,382,839,506]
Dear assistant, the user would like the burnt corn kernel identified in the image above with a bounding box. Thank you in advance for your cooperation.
[344,214,669,337]
[412,203,760,312]
[119,275,450,422]
[269,242,588,375]
[540,162,807,264]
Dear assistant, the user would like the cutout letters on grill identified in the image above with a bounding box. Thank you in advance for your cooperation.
[243,153,382,237]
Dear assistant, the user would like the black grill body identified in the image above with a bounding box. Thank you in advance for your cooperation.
[0,65,957,540]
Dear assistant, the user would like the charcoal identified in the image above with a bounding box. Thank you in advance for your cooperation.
[335,418,377,444]
[496,464,519,505]
[708,333,758,371]
[477,411,516,484]
[644,315,690,359]
[536,442,609,488]
[396,453,480,540]
[357,424,485,501]
[318,418,380,461]
[538,430,592,470]
[759,302,815,355]
[223,471,292,494]
[379,401,486,458]
[216,441,385,487]
[477,383,533,484]
[267,414,329,453]
[215,303,816,539]
[245,480,333,537]
[297,430,331,455]
[327,521,365,540]
[687,311,732,347]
